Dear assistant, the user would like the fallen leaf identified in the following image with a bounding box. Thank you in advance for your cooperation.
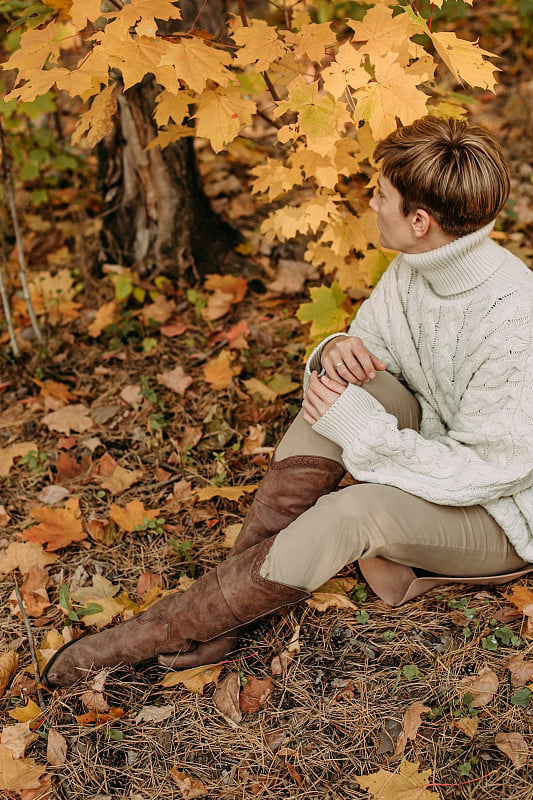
[242,425,266,455]
[90,669,109,694]
[264,729,287,751]
[8,699,42,723]
[0,651,18,697]
[0,505,8,526]
[0,542,58,575]
[265,373,300,396]
[505,585,533,617]
[0,745,46,792]
[109,500,160,532]
[37,485,70,505]
[213,671,242,727]
[271,626,301,675]
[306,577,357,612]
[195,484,258,502]
[0,442,39,476]
[75,707,125,725]
[203,350,237,390]
[136,572,163,598]
[458,667,498,708]
[394,702,430,756]
[202,289,235,321]
[356,759,442,800]
[140,294,176,324]
[42,404,93,434]
[242,377,278,402]
[160,322,187,337]
[22,498,85,552]
[266,259,318,294]
[94,452,143,495]
[46,728,67,766]
[71,574,123,628]
[80,690,110,713]
[160,663,224,692]
[87,300,118,337]
[170,768,207,799]
[18,772,54,800]
[9,566,50,617]
[453,716,479,738]
[156,366,193,396]
[506,655,533,688]
[32,378,74,407]
[495,731,529,768]
[134,704,174,724]
[120,384,144,408]
[239,676,274,713]
[54,451,91,483]
[221,523,242,549]
[1,723,38,758]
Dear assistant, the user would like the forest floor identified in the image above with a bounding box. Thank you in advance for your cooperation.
[1,5,533,800]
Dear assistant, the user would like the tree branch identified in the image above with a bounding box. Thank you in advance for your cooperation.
[0,255,19,357]
[14,581,47,709]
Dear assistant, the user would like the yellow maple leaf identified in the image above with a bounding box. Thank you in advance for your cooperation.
[357,759,442,800]
[322,41,370,100]
[2,22,64,73]
[0,542,58,575]
[348,5,420,60]
[232,18,287,71]
[8,699,42,724]
[195,484,258,503]
[284,22,337,63]
[160,663,224,692]
[71,574,124,628]
[290,149,338,190]
[108,36,167,90]
[56,45,108,101]
[430,31,498,90]
[276,78,350,157]
[88,300,118,337]
[159,38,232,95]
[0,744,46,792]
[355,53,429,140]
[146,125,194,150]
[109,500,160,533]
[203,350,237,390]
[153,89,194,128]
[306,577,357,612]
[69,0,104,31]
[251,160,301,201]
[195,86,256,153]
[4,67,58,104]
[71,85,117,148]
[108,0,181,38]
[242,378,279,402]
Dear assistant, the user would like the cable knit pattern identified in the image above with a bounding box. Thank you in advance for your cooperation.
[306,223,533,562]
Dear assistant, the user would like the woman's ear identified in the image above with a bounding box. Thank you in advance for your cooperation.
[412,208,432,238]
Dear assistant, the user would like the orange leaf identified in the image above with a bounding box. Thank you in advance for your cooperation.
[0,745,46,792]
[239,676,274,713]
[94,452,143,495]
[22,498,86,552]
[195,484,258,502]
[0,651,18,698]
[75,707,125,725]
[109,500,160,532]
[170,768,207,799]
[203,349,236,390]
[204,274,248,303]
[9,566,50,617]
[505,585,533,617]
[88,300,118,337]
[0,442,39,477]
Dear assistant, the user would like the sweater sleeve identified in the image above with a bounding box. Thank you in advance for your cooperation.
[312,322,533,506]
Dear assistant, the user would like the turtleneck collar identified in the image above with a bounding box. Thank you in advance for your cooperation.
[399,221,505,296]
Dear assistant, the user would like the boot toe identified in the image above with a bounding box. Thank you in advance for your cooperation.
[42,641,92,688]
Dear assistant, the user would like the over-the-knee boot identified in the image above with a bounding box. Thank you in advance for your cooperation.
[43,537,308,688]
[158,455,345,669]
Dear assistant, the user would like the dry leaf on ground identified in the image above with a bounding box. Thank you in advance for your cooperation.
[0,651,18,697]
[213,671,242,727]
[37,485,70,505]
[495,731,529,768]
[453,716,479,738]
[134,705,174,724]
[136,572,163,598]
[221,523,242,549]
[394,702,430,756]
[42,404,93,434]
[46,728,67,766]
[160,663,223,693]
[266,259,319,294]
[93,452,142,495]
[0,745,47,793]
[156,366,193,396]
[357,759,442,800]
[271,625,301,675]
[71,574,123,628]
[8,699,41,724]
[306,577,357,612]
[458,666,498,708]
[506,654,533,687]
[505,585,533,616]
[87,300,118,337]
[80,690,110,713]
[0,542,58,575]
[1,723,39,759]
[0,505,8,526]
[241,424,266,455]
[22,499,85,552]
[109,500,160,532]
[240,676,274,713]
[140,295,175,324]
[0,442,39,476]
[195,484,257,502]
[203,349,237,390]
[9,566,50,618]
[170,768,207,799]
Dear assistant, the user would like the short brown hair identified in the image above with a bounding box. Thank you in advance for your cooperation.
[373,116,511,237]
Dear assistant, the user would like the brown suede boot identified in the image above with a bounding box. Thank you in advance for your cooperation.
[42,538,308,687]
[158,455,345,669]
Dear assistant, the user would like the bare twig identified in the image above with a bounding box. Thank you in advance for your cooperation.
[13,580,47,709]
[0,120,43,344]
[237,0,283,106]
[0,255,19,357]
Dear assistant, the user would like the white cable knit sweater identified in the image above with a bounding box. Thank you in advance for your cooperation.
[306,223,533,562]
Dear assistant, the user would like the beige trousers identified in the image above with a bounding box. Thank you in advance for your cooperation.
[260,372,527,591]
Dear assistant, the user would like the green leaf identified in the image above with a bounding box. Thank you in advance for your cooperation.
[355,609,369,624]
[481,635,498,651]
[511,688,532,708]
[105,729,124,741]
[114,274,134,302]
[296,283,351,340]
[58,584,71,612]
[79,603,104,617]
[402,664,421,681]
[142,337,158,354]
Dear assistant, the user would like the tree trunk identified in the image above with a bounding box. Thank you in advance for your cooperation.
[96,0,238,278]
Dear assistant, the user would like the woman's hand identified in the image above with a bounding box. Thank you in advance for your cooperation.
[302,371,347,425]
[321,336,386,385]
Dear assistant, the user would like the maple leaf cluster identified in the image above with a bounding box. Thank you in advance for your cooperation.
[1,0,498,312]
